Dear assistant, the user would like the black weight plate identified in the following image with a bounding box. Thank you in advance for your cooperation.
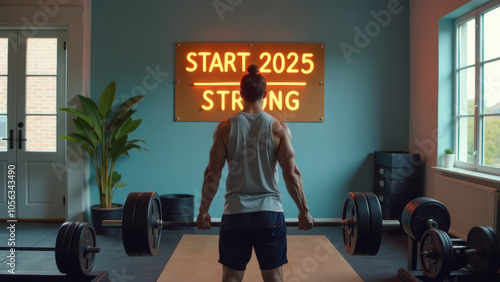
[123,192,141,257]
[420,228,454,280]
[364,192,382,256]
[401,197,421,239]
[57,222,79,274]
[342,192,371,256]
[467,226,500,274]
[135,192,162,257]
[55,222,71,274]
[402,197,451,241]
[151,194,162,252]
[70,222,97,276]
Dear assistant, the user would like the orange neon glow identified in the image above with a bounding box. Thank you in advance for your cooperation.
[186,51,251,73]
[186,51,314,74]
[194,82,240,86]
[175,42,324,122]
[193,82,307,86]
[202,89,300,112]
[301,53,314,74]
[268,82,306,86]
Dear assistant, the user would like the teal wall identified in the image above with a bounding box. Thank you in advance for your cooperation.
[90,0,410,218]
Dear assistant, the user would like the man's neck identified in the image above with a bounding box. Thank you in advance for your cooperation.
[242,100,264,114]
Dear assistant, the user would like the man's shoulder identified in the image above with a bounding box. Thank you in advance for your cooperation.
[272,119,291,140]
[214,118,231,139]
[272,118,287,131]
[218,118,231,127]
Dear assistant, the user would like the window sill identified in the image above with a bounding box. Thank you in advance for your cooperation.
[432,167,500,188]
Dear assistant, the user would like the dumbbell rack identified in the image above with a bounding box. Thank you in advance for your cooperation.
[398,237,500,281]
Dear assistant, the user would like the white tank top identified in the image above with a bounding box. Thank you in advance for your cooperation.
[224,112,284,214]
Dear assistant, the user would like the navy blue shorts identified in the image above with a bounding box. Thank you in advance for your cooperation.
[218,211,288,271]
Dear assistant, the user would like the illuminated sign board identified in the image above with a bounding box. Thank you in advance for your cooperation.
[175,42,324,122]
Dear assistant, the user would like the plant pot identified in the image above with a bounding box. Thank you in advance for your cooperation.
[91,204,123,235]
[444,154,455,168]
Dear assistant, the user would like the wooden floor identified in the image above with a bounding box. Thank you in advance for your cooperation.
[158,235,363,281]
[0,222,409,281]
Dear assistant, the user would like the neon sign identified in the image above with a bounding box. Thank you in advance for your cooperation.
[175,42,324,122]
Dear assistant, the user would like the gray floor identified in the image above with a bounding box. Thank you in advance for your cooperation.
[0,222,411,281]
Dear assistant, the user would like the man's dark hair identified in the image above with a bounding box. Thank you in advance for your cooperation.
[240,64,266,102]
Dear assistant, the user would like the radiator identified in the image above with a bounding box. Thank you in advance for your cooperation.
[434,174,500,239]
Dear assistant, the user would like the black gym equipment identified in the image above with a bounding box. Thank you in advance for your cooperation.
[419,229,467,280]
[5,192,497,281]
[466,226,500,274]
[0,222,100,276]
[102,191,402,257]
[401,197,451,241]
[417,226,500,281]
[398,198,500,282]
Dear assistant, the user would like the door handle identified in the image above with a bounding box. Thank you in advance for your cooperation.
[18,129,27,150]
[2,129,14,150]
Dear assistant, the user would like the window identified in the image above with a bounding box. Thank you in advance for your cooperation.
[0,31,64,153]
[25,37,59,152]
[455,1,500,175]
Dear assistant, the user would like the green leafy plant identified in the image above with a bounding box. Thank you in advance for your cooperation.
[444,148,455,154]
[60,81,147,208]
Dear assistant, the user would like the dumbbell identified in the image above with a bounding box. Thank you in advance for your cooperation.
[419,226,500,280]
[0,222,100,276]
[102,191,402,257]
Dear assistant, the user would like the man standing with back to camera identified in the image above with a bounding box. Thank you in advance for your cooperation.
[196,64,314,282]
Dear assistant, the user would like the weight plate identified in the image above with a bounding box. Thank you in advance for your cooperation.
[123,192,141,257]
[420,228,454,280]
[55,222,71,274]
[134,192,162,257]
[56,221,79,274]
[342,192,371,256]
[402,197,451,241]
[467,226,500,274]
[70,222,97,276]
[364,192,383,256]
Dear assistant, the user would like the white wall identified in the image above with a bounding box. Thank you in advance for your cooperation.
[0,0,91,221]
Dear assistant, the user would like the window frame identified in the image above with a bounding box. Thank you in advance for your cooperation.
[454,0,500,176]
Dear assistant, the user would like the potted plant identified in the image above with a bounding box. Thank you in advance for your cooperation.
[444,148,455,168]
[60,81,147,234]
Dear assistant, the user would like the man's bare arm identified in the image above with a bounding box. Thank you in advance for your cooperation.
[196,121,229,230]
[274,120,313,230]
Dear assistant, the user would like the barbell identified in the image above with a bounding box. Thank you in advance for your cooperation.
[102,191,452,258]
[419,226,500,280]
[0,221,100,276]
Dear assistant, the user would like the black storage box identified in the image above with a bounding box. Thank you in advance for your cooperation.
[373,151,422,222]
[374,151,421,168]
